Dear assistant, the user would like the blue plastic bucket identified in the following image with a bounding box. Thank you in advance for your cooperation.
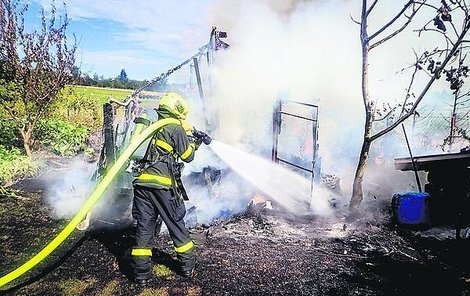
[392,192,430,225]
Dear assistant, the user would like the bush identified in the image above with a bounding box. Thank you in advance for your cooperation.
[0,119,21,148]
[0,145,36,185]
[34,118,89,156]
[52,85,131,131]
[52,87,103,130]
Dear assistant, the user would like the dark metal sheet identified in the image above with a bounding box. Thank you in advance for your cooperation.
[394,151,470,171]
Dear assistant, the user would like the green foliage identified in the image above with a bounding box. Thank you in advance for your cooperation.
[1,0,78,158]
[0,79,20,102]
[34,118,89,156]
[0,119,21,147]
[0,145,36,186]
[0,185,20,199]
[0,85,133,159]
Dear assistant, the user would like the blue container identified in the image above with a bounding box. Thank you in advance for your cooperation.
[392,192,430,225]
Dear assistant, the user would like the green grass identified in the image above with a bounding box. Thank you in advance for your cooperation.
[98,280,119,296]
[57,278,96,296]
[153,264,174,278]
[70,85,132,104]
[139,287,169,296]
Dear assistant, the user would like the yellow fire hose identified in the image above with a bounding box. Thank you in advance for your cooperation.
[0,118,180,288]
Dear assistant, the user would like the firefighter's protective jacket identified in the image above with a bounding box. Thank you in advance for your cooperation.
[133,110,196,189]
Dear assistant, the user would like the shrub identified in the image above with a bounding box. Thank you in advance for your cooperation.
[52,87,103,130]
[0,119,21,147]
[0,145,36,186]
[52,85,131,131]
[34,118,89,156]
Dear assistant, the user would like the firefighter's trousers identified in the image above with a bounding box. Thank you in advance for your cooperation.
[131,185,195,280]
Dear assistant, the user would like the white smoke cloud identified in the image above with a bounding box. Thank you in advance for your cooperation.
[208,0,364,168]
[203,0,460,208]
[44,158,95,218]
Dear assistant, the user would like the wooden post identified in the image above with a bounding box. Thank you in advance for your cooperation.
[103,103,115,166]
[272,101,282,163]
[193,57,209,130]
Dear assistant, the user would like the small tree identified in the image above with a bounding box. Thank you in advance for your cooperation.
[442,48,470,150]
[0,0,77,159]
[349,0,470,211]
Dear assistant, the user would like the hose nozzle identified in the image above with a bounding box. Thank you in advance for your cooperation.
[192,129,212,145]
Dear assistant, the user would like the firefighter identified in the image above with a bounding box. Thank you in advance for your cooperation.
[131,92,199,284]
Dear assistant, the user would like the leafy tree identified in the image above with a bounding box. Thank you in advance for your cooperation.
[349,0,470,211]
[0,0,77,159]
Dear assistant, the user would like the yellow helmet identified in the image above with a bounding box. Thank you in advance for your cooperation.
[158,92,189,119]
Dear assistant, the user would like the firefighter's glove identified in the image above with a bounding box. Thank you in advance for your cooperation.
[188,136,202,150]
[192,129,212,145]
[194,137,203,149]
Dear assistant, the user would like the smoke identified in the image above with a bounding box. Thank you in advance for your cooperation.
[44,158,95,218]
[202,0,458,209]
[185,170,254,224]
[207,0,364,170]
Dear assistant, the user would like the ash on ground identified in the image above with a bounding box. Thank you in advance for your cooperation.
[2,174,470,295]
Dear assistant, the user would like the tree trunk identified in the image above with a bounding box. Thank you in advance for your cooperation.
[19,125,34,160]
[22,130,33,160]
[349,0,372,212]
[349,138,371,211]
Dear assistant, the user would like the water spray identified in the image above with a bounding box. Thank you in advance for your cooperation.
[208,140,333,216]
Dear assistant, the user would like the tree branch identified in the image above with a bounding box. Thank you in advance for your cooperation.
[373,109,394,122]
[415,27,455,47]
[400,59,419,117]
[371,21,470,141]
[413,1,439,10]
[366,0,379,17]
[370,1,425,50]
[350,13,361,25]
[368,0,416,41]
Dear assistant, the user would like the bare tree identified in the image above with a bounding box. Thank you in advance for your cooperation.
[349,0,470,211]
[442,47,470,150]
[0,0,77,159]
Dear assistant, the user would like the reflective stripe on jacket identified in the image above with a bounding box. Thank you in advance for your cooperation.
[133,115,195,189]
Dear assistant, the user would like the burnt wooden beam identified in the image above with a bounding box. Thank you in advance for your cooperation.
[103,103,116,167]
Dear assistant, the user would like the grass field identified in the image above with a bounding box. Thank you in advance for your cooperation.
[65,85,133,104]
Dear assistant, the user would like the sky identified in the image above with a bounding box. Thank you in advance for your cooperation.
[26,0,216,81]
